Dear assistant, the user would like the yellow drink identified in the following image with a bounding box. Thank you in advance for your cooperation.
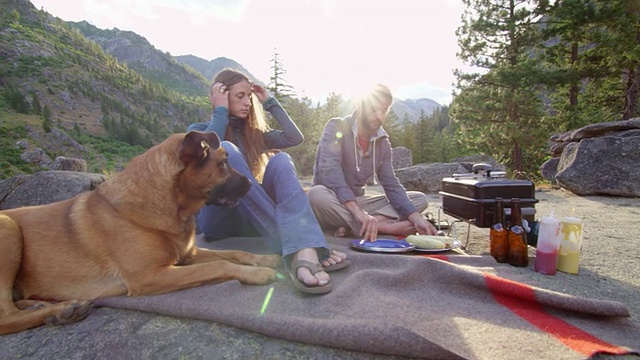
[557,217,583,274]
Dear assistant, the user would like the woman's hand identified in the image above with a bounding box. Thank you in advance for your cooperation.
[209,82,229,109]
[251,84,270,103]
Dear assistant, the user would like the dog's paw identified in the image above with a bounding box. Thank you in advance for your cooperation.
[241,267,278,285]
[256,254,282,269]
[44,300,93,326]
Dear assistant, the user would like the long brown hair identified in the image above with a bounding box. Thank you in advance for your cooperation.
[213,69,269,181]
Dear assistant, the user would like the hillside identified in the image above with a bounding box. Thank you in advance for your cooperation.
[0,0,211,177]
[68,21,210,98]
[0,0,444,179]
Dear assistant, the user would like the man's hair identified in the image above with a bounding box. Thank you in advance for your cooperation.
[358,84,393,114]
[367,84,393,106]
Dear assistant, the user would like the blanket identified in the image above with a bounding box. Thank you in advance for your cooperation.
[96,236,640,359]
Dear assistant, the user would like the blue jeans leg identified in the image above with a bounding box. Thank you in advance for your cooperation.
[198,142,329,262]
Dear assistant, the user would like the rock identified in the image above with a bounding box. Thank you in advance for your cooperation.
[555,136,640,197]
[551,118,640,143]
[0,171,107,210]
[549,118,640,157]
[539,157,560,183]
[395,163,468,193]
[391,146,412,169]
[19,147,52,169]
[52,156,87,172]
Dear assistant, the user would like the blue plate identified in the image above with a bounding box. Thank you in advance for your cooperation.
[350,238,415,253]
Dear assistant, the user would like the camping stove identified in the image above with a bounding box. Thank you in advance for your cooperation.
[439,163,537,228]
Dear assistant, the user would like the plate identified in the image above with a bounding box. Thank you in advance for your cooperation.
[411,238,463,253]
[350,238,415,253]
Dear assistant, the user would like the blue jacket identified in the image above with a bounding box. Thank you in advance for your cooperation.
[312,113,417,218]
[187,97,303,152]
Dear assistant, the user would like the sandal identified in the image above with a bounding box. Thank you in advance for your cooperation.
[287,259,332,295]
[322,250,351,272]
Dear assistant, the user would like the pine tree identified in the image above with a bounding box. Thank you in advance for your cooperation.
[268,48,295,101]
[452,0,546,173]
[383,108,402,144]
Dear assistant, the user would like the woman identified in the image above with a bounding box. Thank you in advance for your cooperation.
[187,69,349,294]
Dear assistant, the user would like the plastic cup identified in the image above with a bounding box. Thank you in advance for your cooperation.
[557,217,583,274]
[534,213,562,275]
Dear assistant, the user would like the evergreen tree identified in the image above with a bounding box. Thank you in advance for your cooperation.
[268,48,295,101]
[384,109,402,145]
[31,91,42,115]
[398,113,415,151]
[452,0,546,173]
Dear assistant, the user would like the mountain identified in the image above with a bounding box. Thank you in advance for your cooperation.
[339,97,442,122]
[174,55,262,86]
[0,0,210,176]
[68,21,209,97]
[172,54,440,120]
[392,98,442,121]
[0,0,443,179]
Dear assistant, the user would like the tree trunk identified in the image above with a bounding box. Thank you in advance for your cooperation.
[622,66,639,120]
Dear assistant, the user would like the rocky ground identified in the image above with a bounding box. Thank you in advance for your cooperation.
[1,187,639,359]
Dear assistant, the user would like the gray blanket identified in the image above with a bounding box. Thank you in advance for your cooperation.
[96,237,640,359]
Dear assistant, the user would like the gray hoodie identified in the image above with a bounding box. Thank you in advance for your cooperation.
[312,113,417,218]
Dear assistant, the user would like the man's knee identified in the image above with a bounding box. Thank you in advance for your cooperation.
[307,185,331,208]
[408,191,429,212]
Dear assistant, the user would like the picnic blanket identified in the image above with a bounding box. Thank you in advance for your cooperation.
[96,236,640,359]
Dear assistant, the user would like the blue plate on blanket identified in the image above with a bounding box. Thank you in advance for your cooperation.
[350,238,415,253]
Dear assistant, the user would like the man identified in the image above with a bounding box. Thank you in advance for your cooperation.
[308,84,437,241]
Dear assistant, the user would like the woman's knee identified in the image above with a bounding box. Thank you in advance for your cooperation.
[222,141,242,157]
[268,152,294,169]
[221,141,250,172]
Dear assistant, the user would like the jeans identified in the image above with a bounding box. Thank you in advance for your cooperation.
[197,141,329,263]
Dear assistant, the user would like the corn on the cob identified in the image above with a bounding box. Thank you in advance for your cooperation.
[406,235,452,249]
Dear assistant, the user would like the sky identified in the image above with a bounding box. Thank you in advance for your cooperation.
[30,0,468,105]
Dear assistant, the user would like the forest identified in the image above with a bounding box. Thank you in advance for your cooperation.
[273,0,639,179]
[1,0,639,181]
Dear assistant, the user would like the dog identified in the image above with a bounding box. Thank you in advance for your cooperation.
[0,131,281,335]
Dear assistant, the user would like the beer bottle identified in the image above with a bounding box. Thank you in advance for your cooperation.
[508,198,529,267]
[489,198,509,263]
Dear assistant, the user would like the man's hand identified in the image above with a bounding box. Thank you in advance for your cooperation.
[345,200,378,242]
[358,212,379,242]
[408,212,438,235]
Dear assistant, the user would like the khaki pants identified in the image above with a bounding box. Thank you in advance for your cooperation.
[307,185,429,236]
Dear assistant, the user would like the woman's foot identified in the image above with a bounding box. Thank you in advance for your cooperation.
[292,248,330,288]
[320,249,348,268]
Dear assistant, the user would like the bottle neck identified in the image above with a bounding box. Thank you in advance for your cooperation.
[510,199,522,227]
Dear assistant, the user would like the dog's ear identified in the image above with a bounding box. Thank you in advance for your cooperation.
[179,131,222,165]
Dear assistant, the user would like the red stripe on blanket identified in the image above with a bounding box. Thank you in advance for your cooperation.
[417,254,450,261]
[485,274,628,356]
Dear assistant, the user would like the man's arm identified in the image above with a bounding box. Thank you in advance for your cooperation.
[376,138,418,218]
[315,119,379,241]
[315,119,357,204]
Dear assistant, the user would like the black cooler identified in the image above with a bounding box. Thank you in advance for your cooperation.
[439,164,537,228]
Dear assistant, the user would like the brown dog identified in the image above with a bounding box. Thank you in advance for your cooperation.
[0,131,281,335]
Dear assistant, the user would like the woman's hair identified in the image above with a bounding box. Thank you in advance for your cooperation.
[213,69,269,180]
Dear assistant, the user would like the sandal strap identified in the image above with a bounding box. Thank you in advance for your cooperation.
[290,259,324,275]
